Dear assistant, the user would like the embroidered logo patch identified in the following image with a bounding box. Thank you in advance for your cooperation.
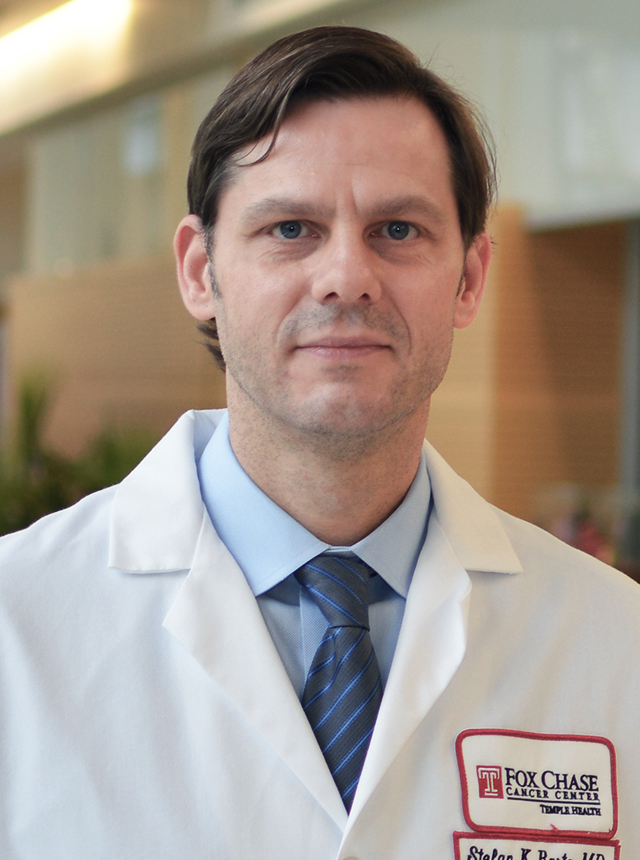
[456,730,617,837]
[454,831,620,860]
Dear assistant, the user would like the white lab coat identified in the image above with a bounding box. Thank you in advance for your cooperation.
[1,409,639,859]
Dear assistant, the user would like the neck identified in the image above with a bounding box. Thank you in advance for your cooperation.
[226,386,430,546]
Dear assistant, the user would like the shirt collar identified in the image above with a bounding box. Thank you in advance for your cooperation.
[197,411,431,599]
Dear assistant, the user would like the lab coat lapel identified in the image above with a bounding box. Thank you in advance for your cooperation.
[109,410,347,830]
[345,441,523,825]
[163,516,347,829]
[346,514,471,825]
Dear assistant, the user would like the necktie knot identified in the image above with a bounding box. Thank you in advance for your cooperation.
[295,554,370,630]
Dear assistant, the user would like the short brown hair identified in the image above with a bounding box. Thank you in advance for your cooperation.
[188,25,497,370]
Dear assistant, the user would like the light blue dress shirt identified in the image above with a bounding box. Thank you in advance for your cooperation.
[197,412,432,697]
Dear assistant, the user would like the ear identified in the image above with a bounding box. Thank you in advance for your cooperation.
[174,214,217,321]
[453,230,492,330]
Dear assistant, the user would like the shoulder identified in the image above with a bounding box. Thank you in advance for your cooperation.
[0,408,224,606]
[0,408,223,578]
[424,439,640,601]
[424,441,640,644]
[0,485,116,598]
[0,484,115,556]
[494,503,638,589]
[486,505,640,642]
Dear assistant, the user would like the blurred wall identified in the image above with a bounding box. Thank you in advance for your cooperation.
[7,255,224,457]
[428,209,624,519]
[0,0,638,519]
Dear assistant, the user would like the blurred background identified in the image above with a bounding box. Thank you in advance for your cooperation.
[0,0,639,572]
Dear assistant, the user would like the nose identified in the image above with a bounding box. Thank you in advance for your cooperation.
[309,231,383,305]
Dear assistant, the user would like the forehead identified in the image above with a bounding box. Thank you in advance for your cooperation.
[218,96,457,222]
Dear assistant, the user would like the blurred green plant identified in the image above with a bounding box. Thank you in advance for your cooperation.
[0,374,157,536]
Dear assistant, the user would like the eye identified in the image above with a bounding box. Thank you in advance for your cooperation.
[273,220,307,239]
[381,221,417,241]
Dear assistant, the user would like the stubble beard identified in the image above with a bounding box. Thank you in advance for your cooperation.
[210,262,454,461]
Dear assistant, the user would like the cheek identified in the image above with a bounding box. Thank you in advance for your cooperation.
[401,288,457,344]
[212,286,283,362]
[215,262,303,331]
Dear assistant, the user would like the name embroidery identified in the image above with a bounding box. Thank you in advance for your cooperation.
[453,831,620,860]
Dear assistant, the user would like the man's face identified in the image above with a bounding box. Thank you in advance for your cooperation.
[181,96,490,450]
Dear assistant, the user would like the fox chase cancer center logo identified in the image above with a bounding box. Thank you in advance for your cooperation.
[477,766,504,799]
[457,730,617,837]
[476,763,600,812]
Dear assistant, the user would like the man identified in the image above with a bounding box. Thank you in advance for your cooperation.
[1,25,639,860]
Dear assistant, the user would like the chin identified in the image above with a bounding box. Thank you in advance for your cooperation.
[281,393,419,447]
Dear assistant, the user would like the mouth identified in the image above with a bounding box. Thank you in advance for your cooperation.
[294,336,391,361]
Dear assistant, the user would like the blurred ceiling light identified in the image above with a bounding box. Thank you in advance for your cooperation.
[0,0,133,79]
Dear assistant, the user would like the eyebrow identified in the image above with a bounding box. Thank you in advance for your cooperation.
[365,194,450,227]
[241,197,333,225]
[240,194,450,227]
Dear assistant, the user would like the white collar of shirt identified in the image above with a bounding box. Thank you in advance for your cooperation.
[197,411,431,598]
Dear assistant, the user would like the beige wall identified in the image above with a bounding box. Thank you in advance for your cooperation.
[6,254,225,456]
[427,215,498,501]
[491,210,623,519]
[431,207,624,520]
[0,162,24,287]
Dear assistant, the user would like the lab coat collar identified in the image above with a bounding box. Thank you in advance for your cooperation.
[108,410,523,579]
[108,410,221,573]
[423,441,524,576]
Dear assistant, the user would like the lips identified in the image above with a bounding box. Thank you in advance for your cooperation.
[295,332,391,350]
[294,336,391,361]
[299,338,388,350]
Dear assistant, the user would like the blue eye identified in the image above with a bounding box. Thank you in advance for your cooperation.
[385,221,412,240]
[276,221,303,239]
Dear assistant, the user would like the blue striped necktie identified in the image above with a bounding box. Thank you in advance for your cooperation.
[295,553,383,811]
